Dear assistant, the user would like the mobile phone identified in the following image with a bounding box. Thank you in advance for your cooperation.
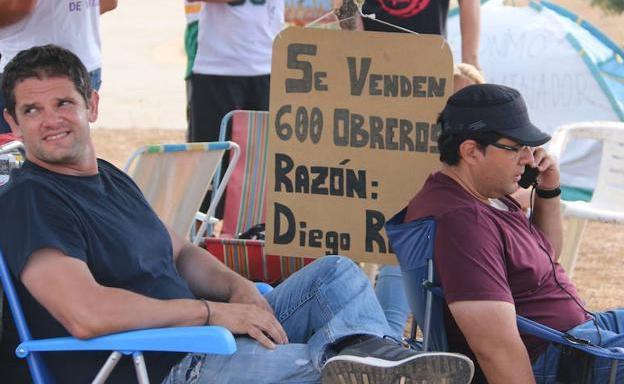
[518,166,539,188]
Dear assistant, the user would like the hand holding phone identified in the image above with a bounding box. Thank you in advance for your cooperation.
[518,166,539,188]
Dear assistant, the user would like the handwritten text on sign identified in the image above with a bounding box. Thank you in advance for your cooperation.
[266,27,453,264]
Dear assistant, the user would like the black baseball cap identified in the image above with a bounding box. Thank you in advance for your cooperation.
[441,84,551,147]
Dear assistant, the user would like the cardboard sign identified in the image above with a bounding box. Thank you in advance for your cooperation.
[266,27,452,264]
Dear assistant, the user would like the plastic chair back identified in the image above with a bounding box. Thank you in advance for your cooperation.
[0,139,24,186]
[548,122,624,274]
[549,122,624,211]
[124,142,240,240]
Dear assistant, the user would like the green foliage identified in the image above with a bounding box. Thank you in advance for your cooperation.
[591,0,624,14]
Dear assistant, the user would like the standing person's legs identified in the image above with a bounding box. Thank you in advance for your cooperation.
[532,308,624,384]
[188,74,245,143]
[245,74,270,112]
[374,265,410,339]
[185,79,192,125]
[188,74,246,217]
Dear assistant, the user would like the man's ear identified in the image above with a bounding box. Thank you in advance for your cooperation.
[3,109,22,139]
[87,90,99,123]
[458,139,484,165]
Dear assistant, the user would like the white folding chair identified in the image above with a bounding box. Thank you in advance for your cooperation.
[0,140,24,186]
[548,121,624,276]
[124,142,240,244]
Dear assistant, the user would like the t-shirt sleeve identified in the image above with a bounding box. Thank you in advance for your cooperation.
[0,181,87,277]
[435,208,513,304]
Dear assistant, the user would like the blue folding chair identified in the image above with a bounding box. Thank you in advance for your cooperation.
[0,246,272,384]
[385,208,624,384]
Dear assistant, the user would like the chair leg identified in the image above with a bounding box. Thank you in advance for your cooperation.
[608,359,618,384]
[133,352,150,384]
[560,217,587,277]
[92,351,122,384]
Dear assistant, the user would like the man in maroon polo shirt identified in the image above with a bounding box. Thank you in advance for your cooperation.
[405,84,623,383]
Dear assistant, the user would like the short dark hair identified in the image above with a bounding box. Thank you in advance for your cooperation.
[437,112,502,165]
[1,44,91,121]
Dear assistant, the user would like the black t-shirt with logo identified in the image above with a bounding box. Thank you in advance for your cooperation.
[0,159,194,383]
[362,0,450,36]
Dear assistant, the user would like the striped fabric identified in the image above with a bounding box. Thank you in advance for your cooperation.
[221,111,269,237]
[203,237,314,283]
[212,110,315,282]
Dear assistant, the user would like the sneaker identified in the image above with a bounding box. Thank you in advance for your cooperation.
[321,336,474,384]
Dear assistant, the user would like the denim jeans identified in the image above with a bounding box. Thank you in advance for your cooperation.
[163,256,391,384]
[0,68,101,134]
[374,265,410,339]
[532,309,624,383]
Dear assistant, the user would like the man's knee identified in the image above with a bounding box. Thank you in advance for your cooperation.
[314,255,356,270]
[310,255,367,284]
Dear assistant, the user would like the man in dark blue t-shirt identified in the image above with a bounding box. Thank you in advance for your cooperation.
[0,45,474,383]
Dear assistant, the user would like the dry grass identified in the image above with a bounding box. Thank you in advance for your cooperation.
[571,221,624,311]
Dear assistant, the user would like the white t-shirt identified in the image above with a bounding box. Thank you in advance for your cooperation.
[192,0,284,76]
[0,0,101,73]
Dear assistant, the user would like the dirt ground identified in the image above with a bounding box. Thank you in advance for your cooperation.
[92,0,623,312]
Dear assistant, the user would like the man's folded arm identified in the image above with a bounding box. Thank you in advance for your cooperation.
[449,300,536,384]
[169,226,260,305]
[167,226,289,348]
[20,247,208,340]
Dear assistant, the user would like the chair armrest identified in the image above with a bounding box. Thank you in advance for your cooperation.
[548,121,624,160]
[255,282,273,295]
[16,283,272,359]
[562,201,624,223]
[0,140,24,155]
[16,326,236,358]
[516,315,624,360]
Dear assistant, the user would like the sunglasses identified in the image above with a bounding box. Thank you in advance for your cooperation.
[489,141,529,153]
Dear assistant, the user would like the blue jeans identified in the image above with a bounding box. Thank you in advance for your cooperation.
[532,309,624,383]
[163,256,391,384]
[375,265,410,339]
[0,69,102,134]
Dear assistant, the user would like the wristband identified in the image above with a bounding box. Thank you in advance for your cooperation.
[536,186,561,199]
[202,299,211,325]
